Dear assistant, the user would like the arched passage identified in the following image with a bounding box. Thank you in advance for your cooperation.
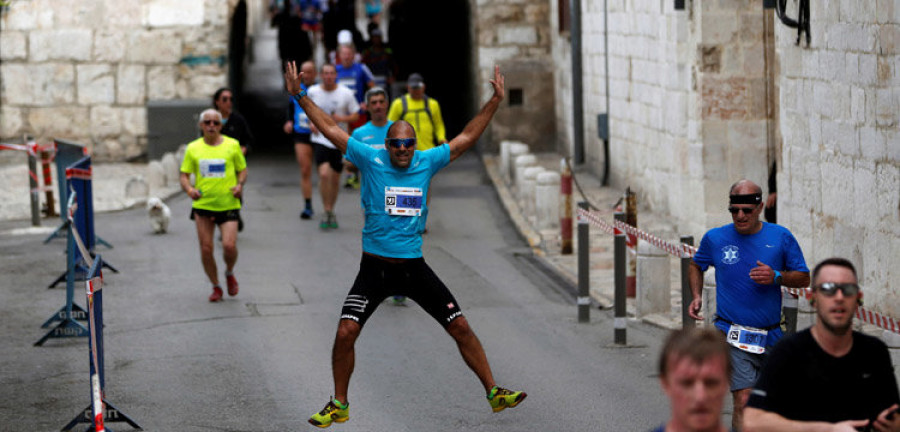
[388,0,474,137]
[228,0,248,97]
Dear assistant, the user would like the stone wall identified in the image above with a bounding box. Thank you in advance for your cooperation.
[0,0,242,162]
[696,1,774,231]
[473,0,556,152]
[777,1,900,317]
[552,0,709,235]
[551,1,778,237]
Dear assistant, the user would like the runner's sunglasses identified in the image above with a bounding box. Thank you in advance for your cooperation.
[727,206,757,215]
[814,282,860,297]
[386,138,416,149]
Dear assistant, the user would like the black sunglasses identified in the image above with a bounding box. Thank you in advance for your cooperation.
[386,138,416,149]
[203,119,221,126]
[728,206,757,215]
[814,282,860,297]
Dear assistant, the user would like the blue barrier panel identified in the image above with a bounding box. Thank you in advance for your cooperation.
[44,139,86,243]
[44,139,113,248]
[36,156,97,345]
[62,256,142,432]
[47,152,119,289]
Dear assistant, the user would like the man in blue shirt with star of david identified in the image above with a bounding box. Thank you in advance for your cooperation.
[284,61,527,428]
[688,179,810,432]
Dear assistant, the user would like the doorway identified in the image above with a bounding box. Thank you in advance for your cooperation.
[388,0,474,137]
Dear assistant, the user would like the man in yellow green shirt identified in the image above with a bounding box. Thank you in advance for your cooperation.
[179,109,248,302]
[387,73,447,151]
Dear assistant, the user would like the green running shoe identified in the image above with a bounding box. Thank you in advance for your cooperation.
[328,212,339,229]
[487,386,527,413]
[309,397,349,428]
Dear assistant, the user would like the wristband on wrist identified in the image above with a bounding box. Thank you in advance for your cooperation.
[774,270,783,285]
[293,89,307,102]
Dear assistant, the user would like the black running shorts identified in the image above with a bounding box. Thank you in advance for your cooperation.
[292,132,312,146]
[313,143,344,173]
[340,254,463,329]
[190,208,241,225]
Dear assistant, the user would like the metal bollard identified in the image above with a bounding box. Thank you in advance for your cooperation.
[680,235,694,329]
[560,160,573,254]
[41,148,57,217]
[577,201,590,322]
[782,291,799,334]
[26,137,41,227]
[624,188,637,298]
[614,211,626,344]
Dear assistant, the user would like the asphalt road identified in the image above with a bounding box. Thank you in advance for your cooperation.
[0,151,682,431]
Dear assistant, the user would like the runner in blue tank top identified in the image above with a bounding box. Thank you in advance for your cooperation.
[285,62,527,428]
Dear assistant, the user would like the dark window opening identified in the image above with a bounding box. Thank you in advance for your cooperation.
[509,89,523,106]
[558,0,570,33]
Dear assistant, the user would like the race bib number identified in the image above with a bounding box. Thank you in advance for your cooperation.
[298,112,310,130]
[199,159,226,178]
[338,77,357,91]
[726,323,768,355]
[385,186,422,216]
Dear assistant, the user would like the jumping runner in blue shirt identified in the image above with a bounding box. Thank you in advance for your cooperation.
[285,61,527,428]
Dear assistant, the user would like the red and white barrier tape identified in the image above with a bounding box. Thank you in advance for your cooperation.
[0,140,52,157]
[0,143,29,152]
[575,208,900,335]
[576,207,615,235]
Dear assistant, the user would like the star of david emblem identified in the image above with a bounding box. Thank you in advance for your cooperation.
[722,245,740,264]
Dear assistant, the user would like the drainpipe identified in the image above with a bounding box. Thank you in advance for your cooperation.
[602,0,610,185]
[570,0,584,164]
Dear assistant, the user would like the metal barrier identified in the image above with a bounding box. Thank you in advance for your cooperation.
[43,162,142,430]
[35,156,97,346]
[0,136,55,226]
[46,140,118,288]
[576,206,900,337]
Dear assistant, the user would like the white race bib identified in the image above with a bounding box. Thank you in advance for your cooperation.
[199,159,226,178]
[726,323,768,354]
[385,186,422,216]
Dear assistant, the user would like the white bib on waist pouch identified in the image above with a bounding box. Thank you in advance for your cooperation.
[726,323,768,355]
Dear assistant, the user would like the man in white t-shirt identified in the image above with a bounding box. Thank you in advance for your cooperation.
[307,62,359,229]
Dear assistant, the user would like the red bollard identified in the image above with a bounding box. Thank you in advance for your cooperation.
[41,146,57,217]
[560,159,573,255]
[625,188,637,297]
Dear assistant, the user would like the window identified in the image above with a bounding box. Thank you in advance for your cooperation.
[558,0,570,34]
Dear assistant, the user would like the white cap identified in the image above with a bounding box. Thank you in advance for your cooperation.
[338,29,353,45]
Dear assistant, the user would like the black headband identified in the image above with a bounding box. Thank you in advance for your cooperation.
[730,193,762,205]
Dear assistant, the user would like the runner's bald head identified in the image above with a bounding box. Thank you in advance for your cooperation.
[729,179,762,196]
[387,120,417,140]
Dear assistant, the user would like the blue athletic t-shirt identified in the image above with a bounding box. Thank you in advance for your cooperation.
[692,222,808,347]
[336,63,374,105]
[350,120,393,149]
[344,137,450,258]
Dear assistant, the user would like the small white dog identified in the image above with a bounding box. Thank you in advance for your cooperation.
[146,196,171,234]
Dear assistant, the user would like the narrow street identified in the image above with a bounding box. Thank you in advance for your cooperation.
[0,152,680,431]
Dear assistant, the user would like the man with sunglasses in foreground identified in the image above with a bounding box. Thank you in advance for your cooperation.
[688,179,810,431]
[284,62,526,428]
[744,257,900,432]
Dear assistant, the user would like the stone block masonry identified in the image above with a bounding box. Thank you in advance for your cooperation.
[0,0,243,162]
[778,2,900,320]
